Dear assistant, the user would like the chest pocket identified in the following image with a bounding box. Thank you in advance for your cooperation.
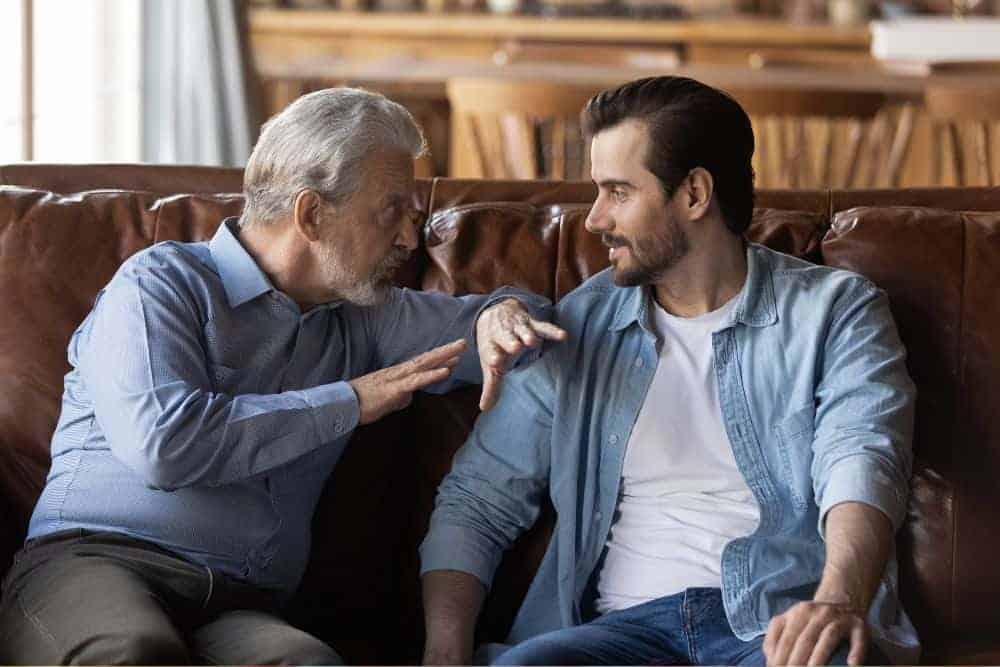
[774,404,816,512]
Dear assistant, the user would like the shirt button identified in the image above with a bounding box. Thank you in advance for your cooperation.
[634,357,644,368]
[609,434,619,444]
[594,512,603,523]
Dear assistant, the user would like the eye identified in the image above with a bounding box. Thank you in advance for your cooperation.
[612,188,628,204]
[378,203,401,227]
[407,207,425,227]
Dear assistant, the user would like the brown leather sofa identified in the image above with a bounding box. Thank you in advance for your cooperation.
[1,164,999,665]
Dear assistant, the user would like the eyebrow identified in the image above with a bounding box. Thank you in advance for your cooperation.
[595,179,635,189]
[383,193,409,207]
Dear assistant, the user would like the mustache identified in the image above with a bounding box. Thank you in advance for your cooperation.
[375,249,411,275]
[387,249,410,267]
[602,234,630,249]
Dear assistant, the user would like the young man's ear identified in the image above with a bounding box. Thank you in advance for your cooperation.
[684,167,714,221]
[292,189,326,242]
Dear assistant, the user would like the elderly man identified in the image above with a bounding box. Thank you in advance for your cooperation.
[421,76,918,667]
[0,88,564,665]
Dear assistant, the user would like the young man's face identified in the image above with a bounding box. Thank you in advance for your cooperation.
[316,148,420,305]
[585,119,690,287]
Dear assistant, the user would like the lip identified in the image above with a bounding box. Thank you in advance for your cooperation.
[608,246,627,261]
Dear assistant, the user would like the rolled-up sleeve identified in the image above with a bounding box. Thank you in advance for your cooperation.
[80,260,360,491]
[811,278,915,538]
[420,352,555,588]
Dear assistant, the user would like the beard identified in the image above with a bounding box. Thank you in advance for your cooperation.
[604,211,690,287]
[319,243,409,307]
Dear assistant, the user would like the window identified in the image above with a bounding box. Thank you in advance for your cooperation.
[0,0,26,163]
[0,0,142,164]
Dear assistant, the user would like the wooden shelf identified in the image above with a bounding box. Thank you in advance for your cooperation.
[250,8,871,49]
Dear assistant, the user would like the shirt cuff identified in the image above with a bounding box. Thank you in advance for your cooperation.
[419,522,504,590]
[298,380,360,443]
[817,453,908,539]
[473,286,554,370]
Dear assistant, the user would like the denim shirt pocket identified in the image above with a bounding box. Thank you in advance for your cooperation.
[774,404,816,512]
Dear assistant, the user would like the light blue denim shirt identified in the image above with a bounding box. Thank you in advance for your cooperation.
[421,243,919,664]
[28,218,549,598]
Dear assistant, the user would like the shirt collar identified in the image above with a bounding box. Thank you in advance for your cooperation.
[209,217,275,308]
[609,284,655,334]
[608,242,778,333]
[732,243,778,328]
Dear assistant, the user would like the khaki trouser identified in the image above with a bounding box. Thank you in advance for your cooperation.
[0,529,342,665]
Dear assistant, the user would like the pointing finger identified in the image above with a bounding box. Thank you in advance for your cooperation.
[529,320,568,341]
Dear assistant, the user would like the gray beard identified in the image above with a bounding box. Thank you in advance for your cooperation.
[320,244,404,306]
[337,277,391,307]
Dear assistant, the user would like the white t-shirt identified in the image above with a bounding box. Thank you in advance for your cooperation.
[595,294,761,615]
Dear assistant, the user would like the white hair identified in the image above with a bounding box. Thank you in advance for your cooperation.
[240,87,426,227]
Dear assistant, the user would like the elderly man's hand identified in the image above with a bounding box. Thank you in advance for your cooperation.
[763,600,869,667]
[350,340,466,425]
[475,298,567,411]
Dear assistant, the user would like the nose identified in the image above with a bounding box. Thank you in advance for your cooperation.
[396,208,421,252]
[585,195,610,235]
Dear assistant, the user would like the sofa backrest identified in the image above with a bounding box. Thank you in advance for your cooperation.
[2,165,1000,662]
[821,191,1000,647]
[0,163,246,195]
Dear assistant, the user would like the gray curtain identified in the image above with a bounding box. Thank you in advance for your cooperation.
[142,0,260,167]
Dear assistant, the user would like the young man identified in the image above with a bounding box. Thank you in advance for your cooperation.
[0,88,565,665]
[421,77,918,667]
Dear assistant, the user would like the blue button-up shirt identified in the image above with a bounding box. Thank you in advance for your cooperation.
[421,244,919,664]
[28,218,548,598]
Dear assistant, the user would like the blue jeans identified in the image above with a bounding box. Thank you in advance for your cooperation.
[492,588,887,666]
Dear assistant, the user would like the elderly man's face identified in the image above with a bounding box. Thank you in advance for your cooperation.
[317,149,419,305]
[585,119,690,287]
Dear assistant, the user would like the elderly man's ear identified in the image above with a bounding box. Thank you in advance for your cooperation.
[292,189,326,242]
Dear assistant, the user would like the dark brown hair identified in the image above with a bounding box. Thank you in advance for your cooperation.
[582,76,755,235]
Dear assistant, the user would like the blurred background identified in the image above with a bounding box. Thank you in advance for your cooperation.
[3,0,1000,188]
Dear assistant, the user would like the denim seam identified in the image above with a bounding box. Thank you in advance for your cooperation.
[682,592,698,664]
[774,422,810,512]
